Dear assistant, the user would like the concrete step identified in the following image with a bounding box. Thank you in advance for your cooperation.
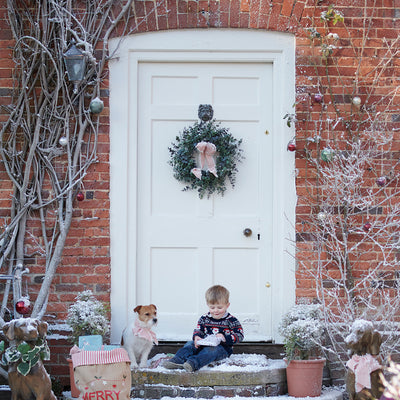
[62,354,343,400]
[62,387,343,400]
[131,355,287,398]
[129,388,344,400]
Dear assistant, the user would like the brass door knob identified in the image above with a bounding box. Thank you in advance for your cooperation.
[243,228,252,237]
[265,282,271,288]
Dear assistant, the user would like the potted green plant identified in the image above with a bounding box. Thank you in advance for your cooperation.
[278,303,326,397]
[66,290,110,346]
[66,290,110,397]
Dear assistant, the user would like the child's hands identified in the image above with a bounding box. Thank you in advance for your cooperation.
[216,333,226,342]
[194,336,202,348]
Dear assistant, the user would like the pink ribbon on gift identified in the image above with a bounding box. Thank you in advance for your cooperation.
[346,354,381,392]
[191,142,218,179]
[132,319,158,345]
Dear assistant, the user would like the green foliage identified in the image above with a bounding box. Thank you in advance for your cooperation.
[51,376,64,398]
[320,6,344,25]
[1,338,50,376]
[279,304,324,361]
[168,120,243,199]
[283,113,296,128]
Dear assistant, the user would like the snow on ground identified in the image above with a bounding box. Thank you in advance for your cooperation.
[147,353,286,372]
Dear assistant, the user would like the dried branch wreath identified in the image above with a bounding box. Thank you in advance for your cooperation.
[168,106,243,199]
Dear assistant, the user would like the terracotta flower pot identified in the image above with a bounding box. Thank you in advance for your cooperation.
[67,358,80,398]
[286,358,326,397]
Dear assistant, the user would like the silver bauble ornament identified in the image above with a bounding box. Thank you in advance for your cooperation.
[317,211,327,221]
[59,136,68,146]
[320,148,334,162]
[89,97,104,114]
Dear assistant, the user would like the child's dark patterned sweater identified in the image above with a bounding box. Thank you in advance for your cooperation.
[193,312,244,355]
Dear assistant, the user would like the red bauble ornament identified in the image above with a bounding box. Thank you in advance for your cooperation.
[287,141,296,152]
[314,93,323,103]
[363,222,371,232]
[15,298,31,315]
[76,192,84,201]
[376,177,386,187]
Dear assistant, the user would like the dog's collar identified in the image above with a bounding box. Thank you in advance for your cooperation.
[132,320,158,345]
[1,338,50,376]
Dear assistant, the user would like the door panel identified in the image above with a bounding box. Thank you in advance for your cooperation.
[136,61,273,340]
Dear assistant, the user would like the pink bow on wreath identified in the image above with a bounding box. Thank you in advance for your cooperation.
[191,141,218,179]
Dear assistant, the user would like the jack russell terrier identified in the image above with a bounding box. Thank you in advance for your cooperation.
[121,304,158,369]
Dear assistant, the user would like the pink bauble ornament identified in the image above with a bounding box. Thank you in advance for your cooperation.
[363,222,371,232]
[287,141,296,152]
[314,93,323,103]
[15,298,31,315]
[76,192,84,201]
[376,177,386,187]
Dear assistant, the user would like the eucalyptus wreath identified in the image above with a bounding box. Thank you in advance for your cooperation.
[168,120,243,199]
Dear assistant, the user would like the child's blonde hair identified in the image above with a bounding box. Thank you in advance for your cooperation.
[205,285,230,305]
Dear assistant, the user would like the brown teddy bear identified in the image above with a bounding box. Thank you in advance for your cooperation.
[345,319,384,400]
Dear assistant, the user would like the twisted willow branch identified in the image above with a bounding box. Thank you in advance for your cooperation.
[0,1,134,326]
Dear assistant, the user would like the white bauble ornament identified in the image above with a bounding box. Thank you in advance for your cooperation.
[59,136,68,146]
[317,211,327,221]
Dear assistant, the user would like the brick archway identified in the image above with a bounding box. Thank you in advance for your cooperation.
[129,0,307,34]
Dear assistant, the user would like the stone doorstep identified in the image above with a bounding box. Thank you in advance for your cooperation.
[61,357,344,400]
[61,365,344,400]
[131,366,287,387]
[130,365,287,398]
[130,383,286,399]
[62,387,344,400]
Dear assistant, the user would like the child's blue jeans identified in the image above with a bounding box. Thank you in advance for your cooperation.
[170,340,229,371]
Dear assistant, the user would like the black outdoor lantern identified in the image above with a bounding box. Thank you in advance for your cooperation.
[63,40,86,93]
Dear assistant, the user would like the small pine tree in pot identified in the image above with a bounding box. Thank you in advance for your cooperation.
[279,304,326,397]
[66,290,110,346]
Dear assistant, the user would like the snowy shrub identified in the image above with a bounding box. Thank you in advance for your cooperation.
[279,304,324,361]
[66,290,110,345]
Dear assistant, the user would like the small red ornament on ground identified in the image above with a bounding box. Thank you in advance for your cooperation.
[363,222,371,232]
[287,141,296,152]
[77,192,84,201]
[15,298,31,315]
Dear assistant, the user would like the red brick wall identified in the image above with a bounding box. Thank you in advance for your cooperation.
[0,0,398,388]
[295,1,400,299]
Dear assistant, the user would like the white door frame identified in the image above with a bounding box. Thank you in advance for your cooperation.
[109,29,296,344]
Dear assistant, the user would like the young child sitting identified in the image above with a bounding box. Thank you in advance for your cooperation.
[163,285,244,372]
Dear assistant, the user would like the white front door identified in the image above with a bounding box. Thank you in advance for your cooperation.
[137,61,272,340]
[109,30,296,344]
